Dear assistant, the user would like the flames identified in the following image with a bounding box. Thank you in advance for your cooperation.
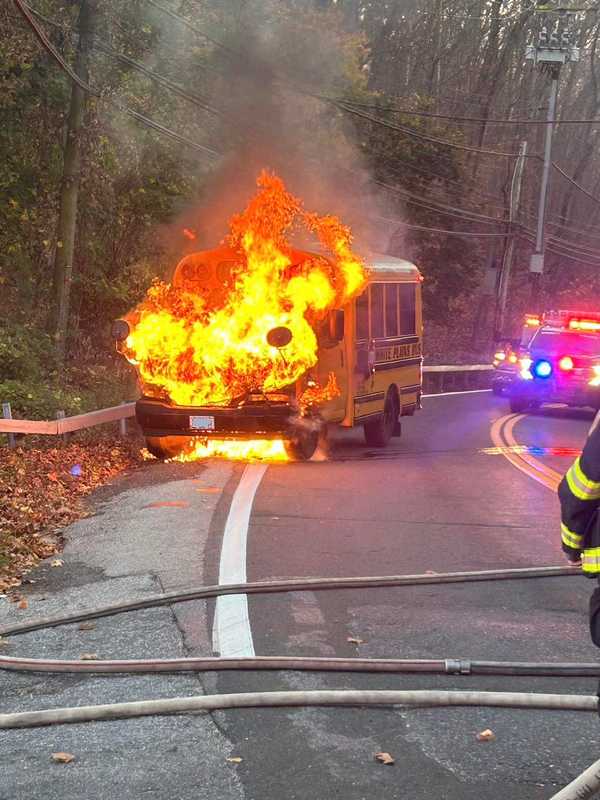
[120,171,365,408]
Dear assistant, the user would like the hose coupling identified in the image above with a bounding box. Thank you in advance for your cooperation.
[445,659,472,675]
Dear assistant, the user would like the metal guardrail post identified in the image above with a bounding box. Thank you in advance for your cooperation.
[2,403,16,448]
[119,401,128,437]
[56,410,66,441]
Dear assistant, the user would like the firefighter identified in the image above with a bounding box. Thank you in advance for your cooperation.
[559,412,600,571]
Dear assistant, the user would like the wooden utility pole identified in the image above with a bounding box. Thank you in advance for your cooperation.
[495,141,528,338]
[51,0,95,367]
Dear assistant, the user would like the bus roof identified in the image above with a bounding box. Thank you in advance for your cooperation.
[363,252,422,282]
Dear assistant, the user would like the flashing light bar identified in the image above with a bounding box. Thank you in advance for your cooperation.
[569,318,600,332]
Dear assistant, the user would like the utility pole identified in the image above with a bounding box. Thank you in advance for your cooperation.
[51,0,96,369]
[525,6,579,304]
[496,141,528,337]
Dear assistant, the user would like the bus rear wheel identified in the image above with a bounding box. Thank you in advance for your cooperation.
[364,392,397,447]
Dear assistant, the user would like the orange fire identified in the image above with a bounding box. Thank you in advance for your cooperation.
[120,171,365,409]
[172,438,289,463]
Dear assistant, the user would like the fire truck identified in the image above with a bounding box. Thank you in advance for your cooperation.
[504,311,600,414]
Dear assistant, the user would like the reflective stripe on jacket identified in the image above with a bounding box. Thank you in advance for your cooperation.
[559,412,600,576]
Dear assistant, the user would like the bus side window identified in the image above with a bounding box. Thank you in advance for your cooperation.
[385,284,399,338]
[356,289,369,341]
[399,283,416,336]
[371,284,384,339]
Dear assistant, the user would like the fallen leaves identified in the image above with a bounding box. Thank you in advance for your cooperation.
[0,436,141,590]
[226,757,243,764]
[79,653,99,660]
[347,636,364,645]
[374,752,395,765]
[476,729,496,742]
[51,752,75,764]
[17,598,28,610]
[78,622,96,631]
[51,559,64,567]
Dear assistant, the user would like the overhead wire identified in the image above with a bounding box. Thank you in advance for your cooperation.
[12,0,221,160]
[143,0,233,54]
[328,99,541,159]
[333,99,600,127]
[19,1,600,248]
[552,161,600,207]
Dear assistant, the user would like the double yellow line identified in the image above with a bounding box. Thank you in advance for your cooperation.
[489,414,562,492]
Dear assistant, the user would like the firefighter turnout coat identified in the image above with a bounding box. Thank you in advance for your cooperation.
[559,412,600,574]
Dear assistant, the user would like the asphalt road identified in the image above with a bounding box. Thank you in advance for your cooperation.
[2,391,600,800]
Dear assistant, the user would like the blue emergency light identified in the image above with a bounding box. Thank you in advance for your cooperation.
[534,359,553,378]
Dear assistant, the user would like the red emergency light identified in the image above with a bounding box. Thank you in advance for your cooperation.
[559,355,574,371]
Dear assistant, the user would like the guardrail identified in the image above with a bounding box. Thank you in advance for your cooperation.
[0,365,493,444]
[0,402,135,445]
[422,364,493,394]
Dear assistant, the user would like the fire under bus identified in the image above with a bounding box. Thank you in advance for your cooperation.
[112,245,423,461]
[111,173,422,461]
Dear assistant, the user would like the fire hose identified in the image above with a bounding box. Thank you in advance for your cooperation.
[2,653,600,678]
[1,563,595,799]
[0,689,596,730]
[0,564,581,638]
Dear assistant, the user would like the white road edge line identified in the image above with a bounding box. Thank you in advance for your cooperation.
[422,388,492,398]
[212,464,267,657]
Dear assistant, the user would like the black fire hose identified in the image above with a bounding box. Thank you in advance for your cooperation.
[1,653,600,678]
[0,564,581,638]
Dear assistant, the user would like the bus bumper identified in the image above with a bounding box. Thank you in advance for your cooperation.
[135,397,299,439]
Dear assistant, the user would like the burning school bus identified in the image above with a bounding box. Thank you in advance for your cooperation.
[112,173,423,460]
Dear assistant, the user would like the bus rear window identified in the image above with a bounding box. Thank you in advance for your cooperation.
[399,284,416,336]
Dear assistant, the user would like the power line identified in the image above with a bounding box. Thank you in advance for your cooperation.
[12,0,221,160]
[334,99,600,127]
[552,161,600,206]
[24,3,225,118]
[372,215,510,238]
[92,39,224,118]
[329,99,541,159]
[143,0,233,54]
[368,178,507,227]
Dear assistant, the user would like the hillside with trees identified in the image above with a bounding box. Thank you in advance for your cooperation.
[2,0,600,417]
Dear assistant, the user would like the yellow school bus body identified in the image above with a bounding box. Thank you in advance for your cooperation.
[312,253,423,435]
[128,248,422,458]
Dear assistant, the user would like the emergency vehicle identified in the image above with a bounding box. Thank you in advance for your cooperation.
[113,248,423,460]
[492,314,542,395]
[506,311,600,413]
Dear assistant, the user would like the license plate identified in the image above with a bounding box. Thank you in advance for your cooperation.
[189,415,215,431]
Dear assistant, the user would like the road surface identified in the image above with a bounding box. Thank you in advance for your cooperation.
[2,391,599,800]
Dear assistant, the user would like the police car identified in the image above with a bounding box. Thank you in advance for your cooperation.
[506,312,600,413]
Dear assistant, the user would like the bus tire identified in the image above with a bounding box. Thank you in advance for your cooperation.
[364,392,397,447]
[145,436,187,460]
[284,429,319,461]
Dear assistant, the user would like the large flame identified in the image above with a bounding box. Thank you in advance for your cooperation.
[120,171,365,408]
